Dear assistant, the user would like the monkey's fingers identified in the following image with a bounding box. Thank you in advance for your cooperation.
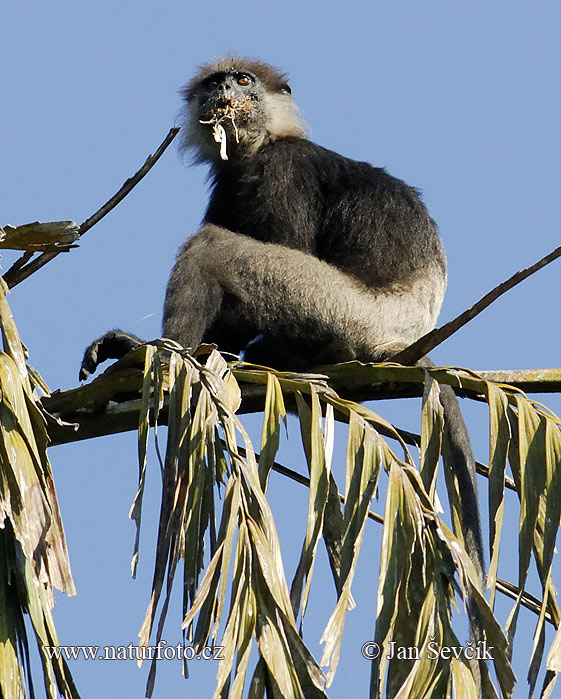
[79,343,99,381]
[79,329,143,381]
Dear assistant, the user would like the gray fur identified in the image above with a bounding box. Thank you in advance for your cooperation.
[163,224,446,360]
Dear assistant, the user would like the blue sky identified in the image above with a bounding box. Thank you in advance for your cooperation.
[3,2,561,697]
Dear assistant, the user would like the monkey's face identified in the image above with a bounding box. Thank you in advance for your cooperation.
[190,70,271,161]
[198,70,261,120]
[179,59,307,164]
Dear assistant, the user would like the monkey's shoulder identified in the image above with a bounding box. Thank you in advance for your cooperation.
[208,137,429,218]
[261,138,422,197]
[263,138,439,237]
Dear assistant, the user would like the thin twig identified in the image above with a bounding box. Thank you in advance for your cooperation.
[393,243,561,365]
[495,578,554,624]
[4,126,180,289]
[4,250,33,276]
[271,459,386,524]
[77,126,180,238]
[267,455,551,623]
[395,426,517,492]
[232,442,385,524]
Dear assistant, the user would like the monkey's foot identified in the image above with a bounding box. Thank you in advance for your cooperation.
[79,329,143,381]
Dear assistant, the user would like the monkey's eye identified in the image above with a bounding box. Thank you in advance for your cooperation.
[280,83,292,95]
[202,77,220,90]
[237,74,252,86]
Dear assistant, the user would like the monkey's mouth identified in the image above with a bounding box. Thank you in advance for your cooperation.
[199,96,254,161]
[201,95,252,121]
[214,97,231,110]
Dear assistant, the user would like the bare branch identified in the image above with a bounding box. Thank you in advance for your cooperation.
[5,250,33,276]
[76,126,180,237]
[4,126,180,289]
[392,243,561,364]
[476,368,561,393]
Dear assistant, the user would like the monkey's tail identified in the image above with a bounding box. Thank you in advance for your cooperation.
[417,357,485,582]
[440,382,485,582]
[418,357,487,692]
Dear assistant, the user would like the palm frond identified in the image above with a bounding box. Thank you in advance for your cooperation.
[125,346,561,697]
[0,278,77,699]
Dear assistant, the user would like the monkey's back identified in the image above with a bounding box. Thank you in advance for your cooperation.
[204,137,447,289]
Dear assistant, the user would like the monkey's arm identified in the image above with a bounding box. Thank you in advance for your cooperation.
[79,329,143,381]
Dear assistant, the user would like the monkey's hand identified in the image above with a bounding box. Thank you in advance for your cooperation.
[79,329,143,381]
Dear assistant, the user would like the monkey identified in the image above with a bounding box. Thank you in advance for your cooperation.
[81,57,448,373]
[80,56,484,591]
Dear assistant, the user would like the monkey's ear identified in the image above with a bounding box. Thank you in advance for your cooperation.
[280,82,292,95]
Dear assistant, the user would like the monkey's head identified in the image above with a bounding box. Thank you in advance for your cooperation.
[179,56,308,164]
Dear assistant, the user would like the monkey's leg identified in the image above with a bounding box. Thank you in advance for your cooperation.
[163,224,445,362]
[163,228,258,355]
[79,226,258,381]
[79,329,143,381]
